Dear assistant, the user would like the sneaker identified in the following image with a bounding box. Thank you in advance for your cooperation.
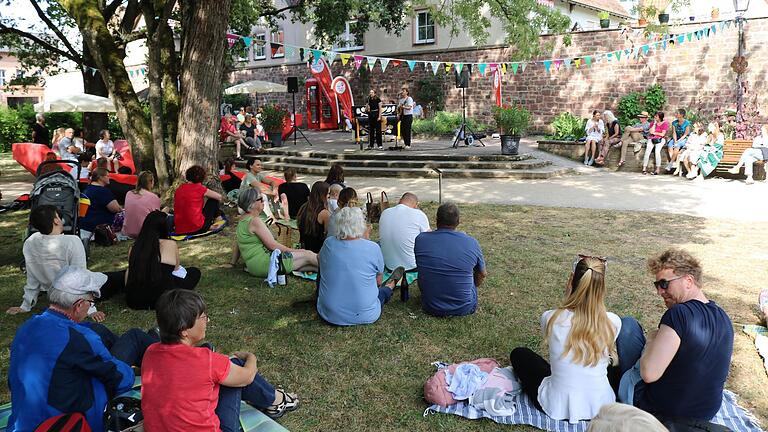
[235,156,245,161]
[746,177,755,184]
[727,166,741,174]
[405,145,411,149]
[262,389,300,419]
[383,266,405,287]
[377,145,383,150]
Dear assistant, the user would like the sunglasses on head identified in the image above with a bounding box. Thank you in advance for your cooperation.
[572,254,607,272]
[653,274,685,290]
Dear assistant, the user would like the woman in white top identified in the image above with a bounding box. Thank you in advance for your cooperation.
[728,124,768,184]
[510,255,620,424]
[584,111,604,166]
[678,123,706,177]
[95,129,119,172]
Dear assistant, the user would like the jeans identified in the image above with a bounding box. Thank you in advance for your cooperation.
[668,137,688,149]
[401,115,413,147]
[377,287,393,305]
[738,148,765,177]
[216,357,276,432]
[369,116,382,148]
[614,316,647,404]
[84,323,158,368]
[509,347,550,411]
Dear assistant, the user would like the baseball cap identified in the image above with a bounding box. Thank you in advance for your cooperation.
[638,111,650,118]
[52,266,106,299]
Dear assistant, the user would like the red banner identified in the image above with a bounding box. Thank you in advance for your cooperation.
[309,58,339,122]
[331,76,354,121]
[493,70,502,107]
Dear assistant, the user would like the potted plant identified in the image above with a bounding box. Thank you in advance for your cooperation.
[493,104,531,156]
[261,103,290,147]
[711,7,719,20]
[658,9,670,23]
[598,11,610,28]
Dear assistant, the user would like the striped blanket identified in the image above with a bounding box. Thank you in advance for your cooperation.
[426,391,763,432]
[170,214,229,241]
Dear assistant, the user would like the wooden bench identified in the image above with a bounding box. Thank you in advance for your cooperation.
[715,139,766,180]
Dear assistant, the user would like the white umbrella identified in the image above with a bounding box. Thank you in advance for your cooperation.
[224,80,287,95]
[34,93,116,113]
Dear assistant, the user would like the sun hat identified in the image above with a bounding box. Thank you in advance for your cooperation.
[638,111,650,118]
[52,266,106,299]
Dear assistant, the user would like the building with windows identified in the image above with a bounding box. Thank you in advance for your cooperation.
[0,46,45,108]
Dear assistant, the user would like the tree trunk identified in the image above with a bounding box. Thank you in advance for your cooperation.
[58,0,155,173]
[81,48,108,143]
[159,16,180,173]
[175,0,232,181]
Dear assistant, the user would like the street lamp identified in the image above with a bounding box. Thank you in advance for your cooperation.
[733,0,750,122]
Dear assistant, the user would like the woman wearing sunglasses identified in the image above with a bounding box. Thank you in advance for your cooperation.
[510,255,621,423]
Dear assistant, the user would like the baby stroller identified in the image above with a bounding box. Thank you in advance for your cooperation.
[30,159,81,236]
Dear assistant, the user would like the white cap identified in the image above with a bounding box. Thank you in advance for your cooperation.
[52,266,106,299]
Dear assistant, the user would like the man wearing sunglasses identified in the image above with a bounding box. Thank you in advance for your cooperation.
[615,248,733,428]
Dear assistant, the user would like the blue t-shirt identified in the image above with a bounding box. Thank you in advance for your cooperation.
[317,237,385,326]
[80,184,116,232]
[414,228,485,316]
[672,119,691,139]
[636,300,733,420]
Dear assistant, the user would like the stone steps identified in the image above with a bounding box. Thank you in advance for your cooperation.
[255,154,551,170]
[262,147,533,162]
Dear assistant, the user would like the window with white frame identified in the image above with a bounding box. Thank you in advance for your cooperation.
[333,20,364,51]
[0,69,5,86]
[270,29,285,58]
[254,33,266,60]
[415,11,435,44]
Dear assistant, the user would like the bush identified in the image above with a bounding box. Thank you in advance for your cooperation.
[617,84,667,128]
[492,104,531,136]
[0,105,33,152]
[412,111,483,135]
[549,112,586,140]
[415,76,444,116]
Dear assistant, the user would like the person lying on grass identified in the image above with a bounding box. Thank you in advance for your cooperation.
[141,289,299,432]
[510,255,621,424]
[228,188,318,277]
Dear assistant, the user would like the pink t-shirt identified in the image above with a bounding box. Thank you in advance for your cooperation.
[122,190,161,238]
[650,121,669,139]
[141,343,231,431]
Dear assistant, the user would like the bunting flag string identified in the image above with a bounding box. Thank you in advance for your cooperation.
[406,60,416,71]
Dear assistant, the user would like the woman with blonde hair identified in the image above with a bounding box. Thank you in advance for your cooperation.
[689,121,724,180]
[587,403,668,432]
[509,255,621,423]
[595,111,621,166]
[51,127,66,155]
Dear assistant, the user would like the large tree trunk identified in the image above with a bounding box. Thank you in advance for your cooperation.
[159,14,181,173]
[81,48,108,143]
[175,0,231,181]
[58,0,155,173]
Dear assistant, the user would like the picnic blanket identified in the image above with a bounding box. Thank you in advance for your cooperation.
[292,269,418,285]
[171,214,228,241]
[426,391,762,432]
[743,324,768,377]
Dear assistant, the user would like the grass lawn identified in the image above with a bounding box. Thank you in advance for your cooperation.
[1,153,767,431]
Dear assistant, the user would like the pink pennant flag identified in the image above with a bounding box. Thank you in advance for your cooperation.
[226,33,239,49]
[353,55,364,70]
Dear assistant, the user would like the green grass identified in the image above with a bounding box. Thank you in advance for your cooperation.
[1,153,767,431]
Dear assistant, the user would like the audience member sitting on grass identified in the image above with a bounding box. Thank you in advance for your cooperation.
[220,113,250,161]
[326,187,358,238]
[121,171,162,239]
[317,206,405,326]
[595,110,621,166]
[297,181,331,253]
[618,111,651,168]
[80,168,123,237]
[239,158,280,204]
[414,202,486,317]
[141,289,300,430]
[510,255,620,423]
[95,129,119,172]
[584,110,604,166]
[586,403,668,432]
[220,158,242,195]
[6,205,122,320]
[174,165,223,235]
[277,167,310,219]
[379,192,430,272]
[679,122,706,177]
[230,189,318,277]
[125,210,201,310]
[324,163,347,188]
[7,266,158,432]
[666,109,692,173]
[688,122,725,180]
[642,112,669,175]
[728,125,768,184]
[328,183,343,212]
[615,249,733,428]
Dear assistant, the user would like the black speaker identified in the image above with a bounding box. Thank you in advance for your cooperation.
[287,77,299,93]
[455,66,471,89]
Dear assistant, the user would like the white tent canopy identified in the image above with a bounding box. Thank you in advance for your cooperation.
[34,93,116,113]
[224,80,287,95]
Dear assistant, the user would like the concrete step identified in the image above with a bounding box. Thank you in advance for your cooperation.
[253,155,551,170]
[262,147,533,162]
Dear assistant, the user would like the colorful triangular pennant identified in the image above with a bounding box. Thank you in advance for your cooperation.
[478,63,487,76]
[340,53,351,65]
[325,51,337,64]
[455,63,463,74]
[563,58,572,69]
[311,49,323,62]
[380,58,390,72]
[353,55,364,69]
[406,60,416,71]
[430,61,441,75]
[367,57,377,71]
[543,60,552,72]
[511,63,519,74]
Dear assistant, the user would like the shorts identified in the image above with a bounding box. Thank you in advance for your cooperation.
[667,137,687,149]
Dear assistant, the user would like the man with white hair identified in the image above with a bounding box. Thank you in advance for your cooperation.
[58,128,83,161]
[32,113,50,147]
[378,192,430,272]
[7,266,157,432]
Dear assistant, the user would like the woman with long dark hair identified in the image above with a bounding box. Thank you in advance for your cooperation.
[296,181,331,253]
[324,164,346,188]
[125,210,201,309]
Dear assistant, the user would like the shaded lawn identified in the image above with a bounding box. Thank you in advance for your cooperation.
[0,176,766,430]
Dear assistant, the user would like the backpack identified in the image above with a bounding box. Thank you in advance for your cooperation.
[103,395,144,431]
[94,224,117,246]
[34,413,92,432]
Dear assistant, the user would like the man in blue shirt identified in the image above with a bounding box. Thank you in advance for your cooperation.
[667,109,691,172]
[7,267,156,432]
[614,249,733,427]
[414,202,487,316]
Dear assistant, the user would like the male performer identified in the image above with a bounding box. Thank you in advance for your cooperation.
[398,88,414,149]
[366,89,383,150]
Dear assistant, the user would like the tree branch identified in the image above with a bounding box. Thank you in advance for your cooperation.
[122,29,147,43]
[119,0,142,34]
[104,0,123,21]
[261,0,306,18]
[27,0,80,59]
[0,23,91,66]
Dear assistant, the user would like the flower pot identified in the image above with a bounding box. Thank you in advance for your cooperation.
[658,13,669,24]
[711,9,719,20]
[689,16,695,21]
[500,135,520,155]
[267,131,283,147]
[599,19,610,28]
[638,18,648,26]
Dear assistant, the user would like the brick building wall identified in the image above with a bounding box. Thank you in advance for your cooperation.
[229,18,768,131]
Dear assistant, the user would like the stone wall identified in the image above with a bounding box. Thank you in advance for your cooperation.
[229,18,768,132]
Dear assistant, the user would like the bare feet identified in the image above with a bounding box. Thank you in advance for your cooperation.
[6,306,27,315]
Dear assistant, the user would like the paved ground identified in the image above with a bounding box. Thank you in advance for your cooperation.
[3,132,767,221]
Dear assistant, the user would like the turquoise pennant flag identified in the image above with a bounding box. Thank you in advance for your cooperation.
[711,25,716,34]
[430,61,441,75]
[406,60,416,71]
[615,50,622,60]
[543,60,552,72]
[520,62,527,72]
[325,51,337,64]
[311,49,323,61]
[367,57,377,70]
[380,58,390,72]
[662,40,667,50]
[242,37,252,47]
[687,32,692,42]
[478,63,487,75]
[455,63,463,74]
[511,63,519,74]
[677,35,685,44]
[285,46,295,57]
[583,56,592,66]
[563,58,572,69]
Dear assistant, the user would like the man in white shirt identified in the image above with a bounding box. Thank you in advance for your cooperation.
[397,88,415,149]
[6,205,114,321]
[378,192,430,271]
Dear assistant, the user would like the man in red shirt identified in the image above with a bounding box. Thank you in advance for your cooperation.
[141,290,300,431]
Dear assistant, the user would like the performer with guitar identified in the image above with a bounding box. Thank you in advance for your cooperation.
[366,89,383,150]
[398,88,414,149]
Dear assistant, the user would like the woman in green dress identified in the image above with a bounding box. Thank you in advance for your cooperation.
[230,189,318,277]
[694,121,725,179]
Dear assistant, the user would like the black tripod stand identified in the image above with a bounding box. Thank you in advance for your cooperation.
[451,87,485,148]
[290,91,311,146]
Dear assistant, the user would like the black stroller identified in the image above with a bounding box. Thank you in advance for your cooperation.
[30,159,82,236]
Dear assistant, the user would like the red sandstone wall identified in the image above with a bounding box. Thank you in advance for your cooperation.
[230,18,768,132]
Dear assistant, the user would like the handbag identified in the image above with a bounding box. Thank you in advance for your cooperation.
[94,223,117,246]
[366,192,381,223]
[380,191,390,213]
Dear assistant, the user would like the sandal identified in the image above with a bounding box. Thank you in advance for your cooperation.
[261,388,300,419]
[618,160,625,167]
[642,169,647,175]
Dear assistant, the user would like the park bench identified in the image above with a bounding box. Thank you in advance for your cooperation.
[716,139,766,180]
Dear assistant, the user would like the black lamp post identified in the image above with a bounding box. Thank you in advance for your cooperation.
[733,0,750,122]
